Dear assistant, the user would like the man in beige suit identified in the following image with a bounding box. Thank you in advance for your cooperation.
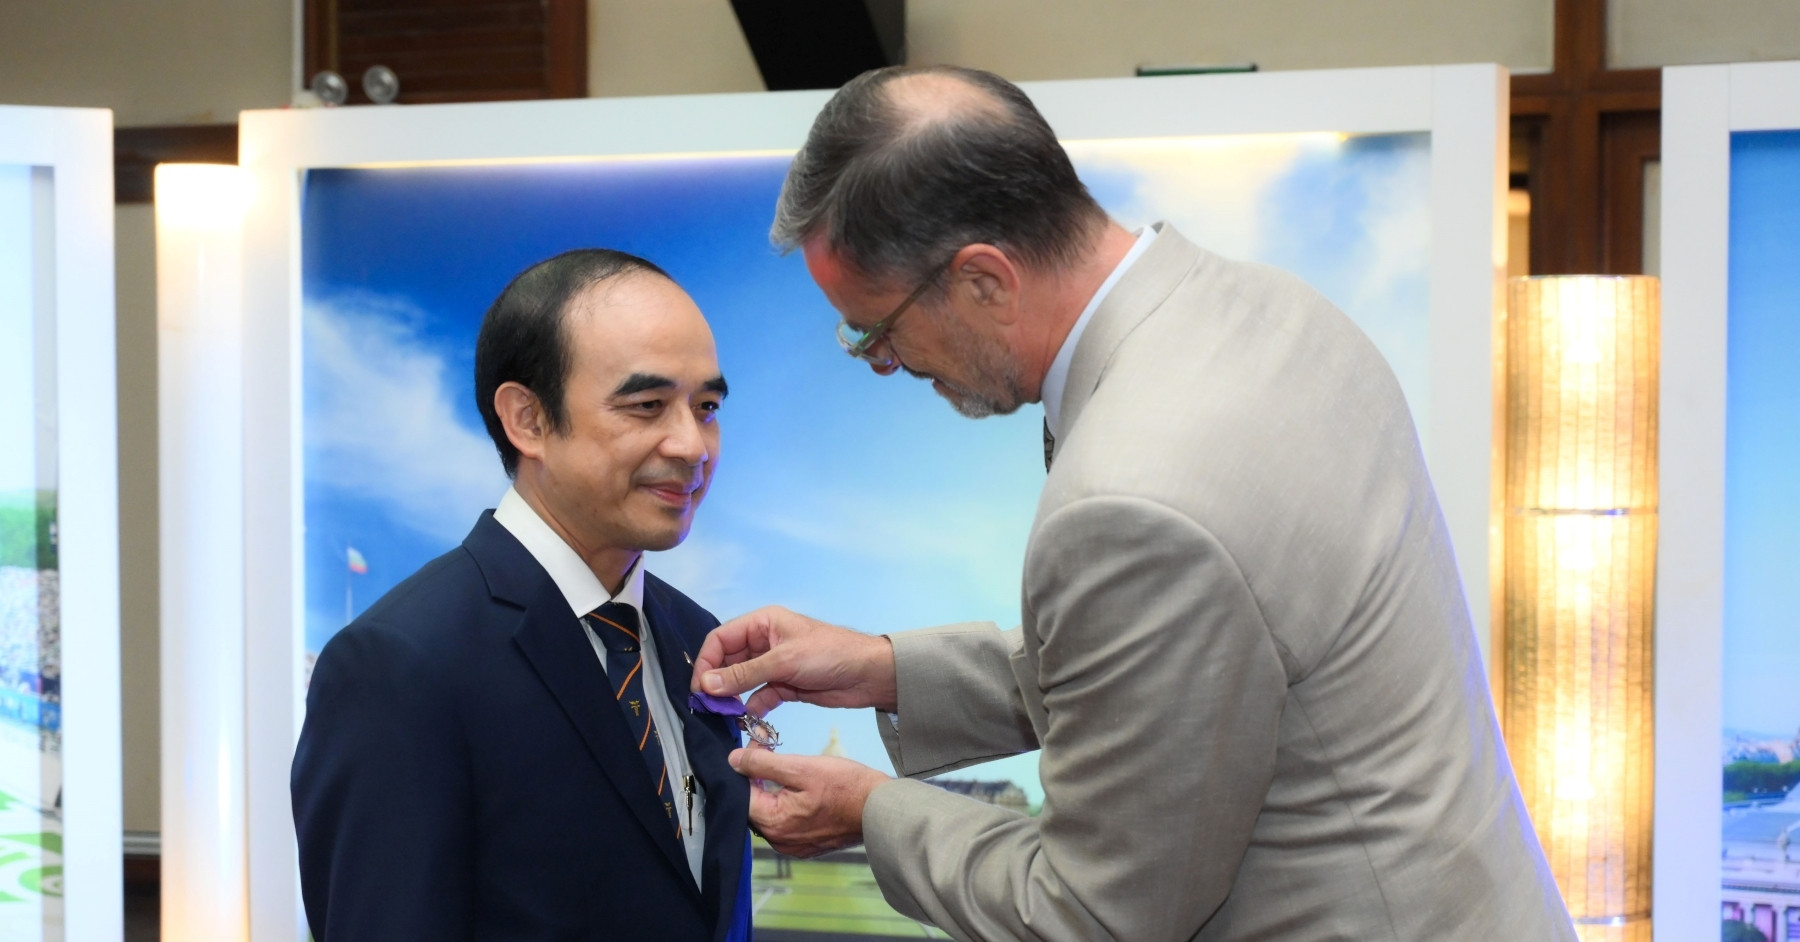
[694,65,1575,941]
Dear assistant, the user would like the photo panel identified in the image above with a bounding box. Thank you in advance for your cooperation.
[297,134,1431,937]
[1717,128,1800,942]
[1659,60,1800,942]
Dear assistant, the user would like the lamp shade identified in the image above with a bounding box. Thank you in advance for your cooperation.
[1504,275,1658,941]
[156,162,252,942]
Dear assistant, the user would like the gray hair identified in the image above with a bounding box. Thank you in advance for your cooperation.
[771,65,1107,289]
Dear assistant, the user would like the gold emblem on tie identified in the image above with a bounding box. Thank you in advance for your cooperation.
[629,699,642,716]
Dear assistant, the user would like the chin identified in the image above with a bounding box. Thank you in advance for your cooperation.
[943,390,1021,419]
[634,518,694,553]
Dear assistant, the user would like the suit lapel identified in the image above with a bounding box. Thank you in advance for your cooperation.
[1056,223,1209,456]
[644,578,749,942]
[467,515,694,889]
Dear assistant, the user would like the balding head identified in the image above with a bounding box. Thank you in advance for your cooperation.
[882,71,1009,127]
[771,65,1107,293]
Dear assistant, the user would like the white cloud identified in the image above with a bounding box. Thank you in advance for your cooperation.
[1075,133,1433,428]
[645,531,752,614]
[1070,133,1325,262]
[305,295,508,545]
[740,488,1030,614]
[1347,147,1432,315]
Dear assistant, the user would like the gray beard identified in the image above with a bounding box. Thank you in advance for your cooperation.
[909,316,1029,419]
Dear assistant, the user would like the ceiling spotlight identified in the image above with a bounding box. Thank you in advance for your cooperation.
[363,66,401,105]
[309,71,348,107]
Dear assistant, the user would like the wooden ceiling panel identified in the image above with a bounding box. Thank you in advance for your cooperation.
[306,0,584,104]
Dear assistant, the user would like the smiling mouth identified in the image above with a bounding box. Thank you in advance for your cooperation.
[641,481,700,506]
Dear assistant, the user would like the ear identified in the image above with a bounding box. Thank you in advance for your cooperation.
[494,381,550,464]
[949,244,1022,326]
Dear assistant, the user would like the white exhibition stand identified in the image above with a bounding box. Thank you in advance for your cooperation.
[0,104,122,942]
[1657,59,1800,942]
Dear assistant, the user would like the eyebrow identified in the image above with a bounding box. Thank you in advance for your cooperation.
[611,372,730,398]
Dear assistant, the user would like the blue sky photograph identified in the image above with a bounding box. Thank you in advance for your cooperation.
[301,132,1432,796]
[1723,130,1800,740]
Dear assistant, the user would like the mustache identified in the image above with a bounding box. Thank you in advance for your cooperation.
[633,464,704,493]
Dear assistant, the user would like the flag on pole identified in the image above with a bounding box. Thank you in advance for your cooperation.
[346,546,368,575]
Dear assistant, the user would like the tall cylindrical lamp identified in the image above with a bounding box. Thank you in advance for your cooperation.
[156,163,253,941]
[1504,275,1658,941]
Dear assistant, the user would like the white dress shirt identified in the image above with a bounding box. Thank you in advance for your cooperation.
[1040,223,1160,438]
[494,487,706,884]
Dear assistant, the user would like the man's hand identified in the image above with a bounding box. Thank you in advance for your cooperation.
[692,606,898,717]
[730,749,889,858]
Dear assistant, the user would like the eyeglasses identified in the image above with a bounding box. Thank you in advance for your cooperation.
[835,268,941,368]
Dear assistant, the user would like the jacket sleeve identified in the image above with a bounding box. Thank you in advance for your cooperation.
[876,622,1040,777]
[862,496,1288,942]
[292,622,475,942]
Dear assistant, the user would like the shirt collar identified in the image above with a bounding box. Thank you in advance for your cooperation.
[1041,223,1160,438]
[493,486,646,620]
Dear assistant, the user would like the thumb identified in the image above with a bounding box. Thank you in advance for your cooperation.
[703,650,781,697]
[729,746,801,786]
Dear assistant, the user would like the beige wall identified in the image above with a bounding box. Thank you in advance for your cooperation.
[588,0,764,98]
[907,0,1554,78]
[0,0,291,126]
[587,0,1559,98]
[115,205,161,834]
[1610,0,1800,69]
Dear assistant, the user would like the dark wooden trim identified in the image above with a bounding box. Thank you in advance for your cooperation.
[304,0,583,104]
[113,124,239,204]
[304,0,337,85]
[1508,0,1660,276]
[545,0,587,98]
[1601,110,1661,274]
[123,854,159,893]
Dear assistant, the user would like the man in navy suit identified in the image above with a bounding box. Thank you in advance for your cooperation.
[293,248,752,941]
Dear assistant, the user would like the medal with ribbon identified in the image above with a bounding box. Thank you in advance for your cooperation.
[689,692,781,750]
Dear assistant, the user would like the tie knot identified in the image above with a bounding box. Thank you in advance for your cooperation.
[587,602,642,654]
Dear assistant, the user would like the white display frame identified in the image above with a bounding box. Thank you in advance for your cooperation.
[237,64,1508,939]
[0,104,121,940]
[1658,59,1800,942]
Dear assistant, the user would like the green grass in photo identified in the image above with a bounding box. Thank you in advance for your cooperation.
[751,842,948,939]
[0,490,55,571]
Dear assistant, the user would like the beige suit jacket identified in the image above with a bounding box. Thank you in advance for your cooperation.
[862,225,1575,941]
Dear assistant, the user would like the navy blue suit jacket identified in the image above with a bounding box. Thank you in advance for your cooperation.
[293,512,753,941]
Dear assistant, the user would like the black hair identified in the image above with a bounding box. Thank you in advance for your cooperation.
[474,249,671,476]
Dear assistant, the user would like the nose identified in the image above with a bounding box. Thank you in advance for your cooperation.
[868,358,900,377]
[661,406,712,466]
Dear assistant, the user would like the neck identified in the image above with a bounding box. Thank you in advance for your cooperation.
[1021,222,1139,401]
[511,468,639,596]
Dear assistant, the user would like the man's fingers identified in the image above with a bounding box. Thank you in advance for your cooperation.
[702,650,781,697]
[746,777,782,826]
[729,746,801,786]
[691,609,777,687]
[744,682,798,719]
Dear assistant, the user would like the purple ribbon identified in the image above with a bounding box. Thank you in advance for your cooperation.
[688,691,746,717]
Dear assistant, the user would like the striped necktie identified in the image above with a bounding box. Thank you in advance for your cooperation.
[587,601,677,833]
[1043,418,1055,471]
